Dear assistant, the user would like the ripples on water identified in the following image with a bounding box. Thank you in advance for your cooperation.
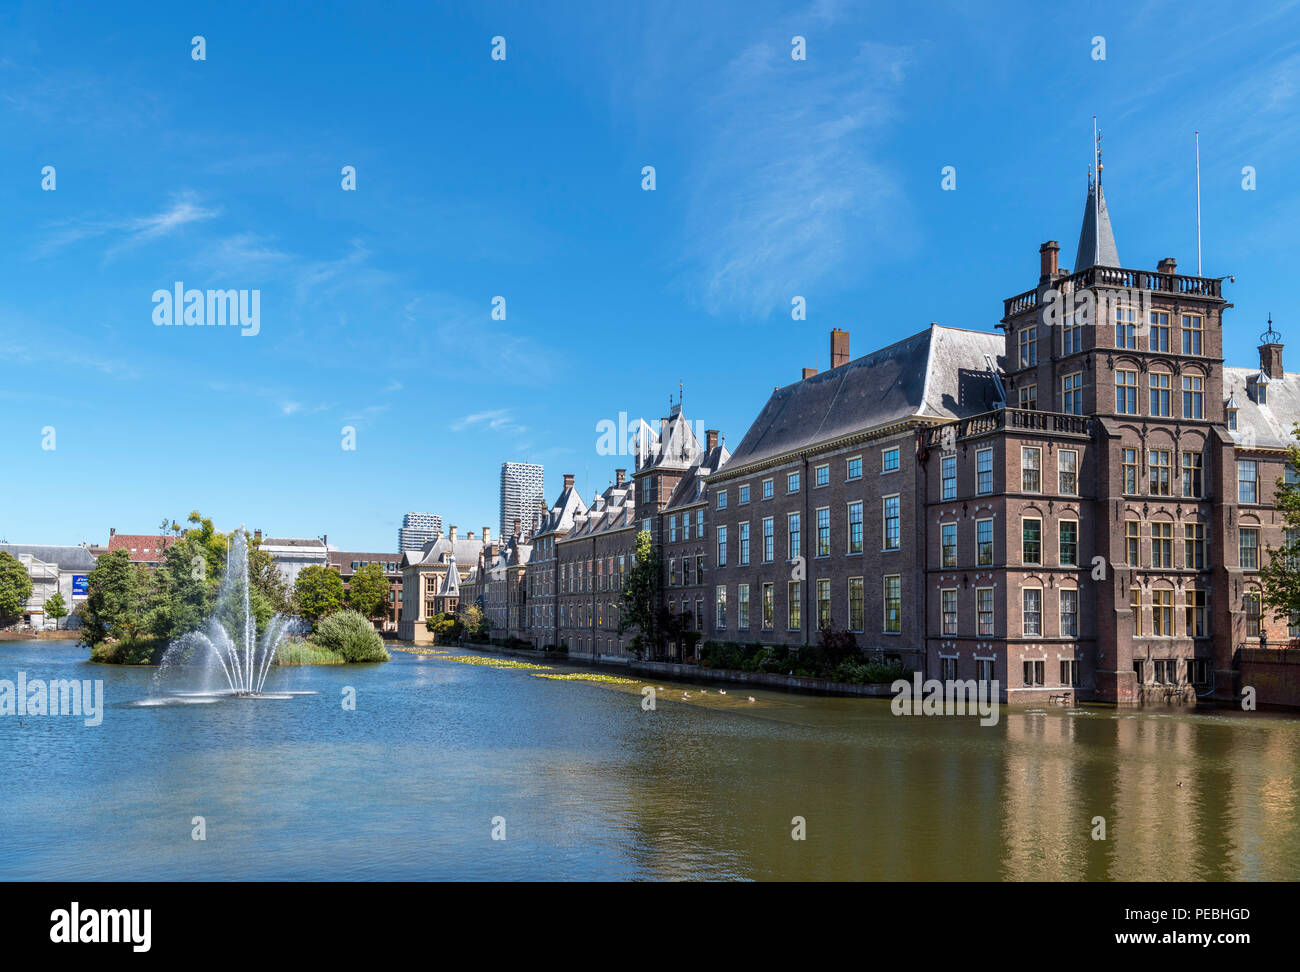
[1,640,1297,881]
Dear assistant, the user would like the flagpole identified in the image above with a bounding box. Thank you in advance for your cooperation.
[1195,131,1203,276]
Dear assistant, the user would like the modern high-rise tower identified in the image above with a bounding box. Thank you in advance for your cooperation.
[500,462,544,540]
[398,511,443,552]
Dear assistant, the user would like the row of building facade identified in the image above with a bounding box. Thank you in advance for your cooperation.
[396,170,1299,707]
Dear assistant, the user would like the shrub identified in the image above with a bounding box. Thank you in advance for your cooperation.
[310,610,389,663]
[89,636,165,665]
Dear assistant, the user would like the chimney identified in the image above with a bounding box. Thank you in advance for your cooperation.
[513,517,522,537]
[563,473,575,490]
[1039,241,1060,281]
[802,367,818,380]
[449,525,457,540]
[467,531,475,540]
[830,328,850,368]
[705,430,719,451]
[1157,257,1177,275]
[615,468,627,486]
[109,527,116,537]
[483,527,490,543]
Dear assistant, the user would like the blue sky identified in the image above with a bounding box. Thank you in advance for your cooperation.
[3,0,1299,550]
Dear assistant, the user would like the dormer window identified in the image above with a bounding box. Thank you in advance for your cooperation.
[1259,384,1269,406]
[1228,409,1238,430]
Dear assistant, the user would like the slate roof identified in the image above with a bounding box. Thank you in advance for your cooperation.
[665,443,731,511]
[438,556,461,596]
[404,535,486,568]
[0,544,98,572]
[720,324,1004,474]
[564,484,636,542]
[1224,366,1300,450]
[1073,182,1120,271]
[637,407,703,473]
[533,482,589,539]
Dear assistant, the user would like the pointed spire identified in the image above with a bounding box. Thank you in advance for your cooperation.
[1074,121,1119,270]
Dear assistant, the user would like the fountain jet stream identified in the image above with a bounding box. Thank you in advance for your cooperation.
[157,528,303,696]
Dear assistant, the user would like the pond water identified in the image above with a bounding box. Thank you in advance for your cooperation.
[1,640,1297,880]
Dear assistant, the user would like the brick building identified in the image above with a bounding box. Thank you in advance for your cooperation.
[326,551,403,630]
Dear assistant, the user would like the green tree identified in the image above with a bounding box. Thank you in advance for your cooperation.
[143,537,214,642]
[425,612,460,643]
[310,609,389,662]
[346,563,389,620]
[294,564,345,624]
[45,591,68,630]
[1260,427,1300,634]
[0,551,34,622]
[80,549,145,645]
[459,603,489,642]
[618,529,662,659]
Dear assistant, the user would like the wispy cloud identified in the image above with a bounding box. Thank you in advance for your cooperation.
[35,192,218,261]
[451,409,529,436]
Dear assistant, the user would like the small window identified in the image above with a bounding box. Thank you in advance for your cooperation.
[738,485,750,504]
[976,449,994,495]
[716,490,728,510]
[761,478,774,500]
[882,448,900,473]
[787,472,800,493]
[847,457,862,481]
[815,464,830,488]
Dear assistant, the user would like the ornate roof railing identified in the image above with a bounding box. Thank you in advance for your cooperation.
[924,407,1094,448]
[1003,265,1225,320]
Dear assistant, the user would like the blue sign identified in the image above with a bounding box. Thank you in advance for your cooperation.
[72,575,89,596]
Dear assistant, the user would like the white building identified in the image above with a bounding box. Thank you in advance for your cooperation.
[500,462,544,542]
[398,511,443,552]
[0,544,97,630]
[259,536,332,587]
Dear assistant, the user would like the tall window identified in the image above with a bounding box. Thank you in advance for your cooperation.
[761,478,773,501]
[1182,376,1204,418]
[1245,592,1262,637]
[1063,313,1082,354]
[977,518,994,565]
[1239,528,1260,569]
[1060,589,1078,637]
[1116,305,1137,348]
[849,577,864,632]
[1022,447,1041,492]
[1149,372,1171,416]
[883,576,901,633]
[941,522,957,567]
[1059,520,1078,566]
[976,449,993,494]
[1125,520,1140,565]
[848,502,863,554]
[1131,587,1143,636]
[942,455,957,499]
[683,511,693,539]
[1150,311,1171,351]
[977,588,994,635]
[1123,448,1138,493]
[1116,370,1138,414]
[737,584,750,629]
[1019,326,1037,367]
[761,516,774,562]
[787,513,801,560]
[1186,590,1206,637]
[1181,314,1203,355]
[762,583,774,629]
[715,586,727,629]
[1149,450,1172,496]
[788,581,802,630]
[1062,373,1084,414]
[882,497,900,551]
[669,515,678,542]
[941,588,957,635]
[1182,452,1203,498]
[816,578,831,629]
[1059,450,1078,495]
[1152,589,1173,636]
[1151,522,1173,569]
[716,526,728,567]
[817,507,831,556]
[1185,523,1206,569]
[1022,518,1042,564]
[1023,588,1042,636]
[1238,460,1258,504]
[738,522,750,565]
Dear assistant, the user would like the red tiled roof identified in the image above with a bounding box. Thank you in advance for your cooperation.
[107,534,180,563]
